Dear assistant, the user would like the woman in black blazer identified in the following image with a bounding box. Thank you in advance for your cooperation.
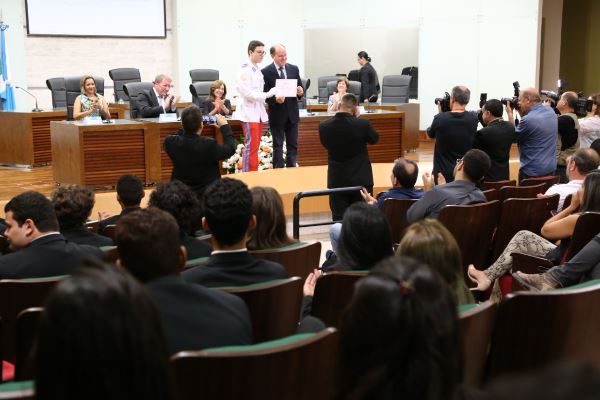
[203,80,232,116]
[357,51,380,103]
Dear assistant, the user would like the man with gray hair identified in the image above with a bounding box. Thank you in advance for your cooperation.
[427,85,479,184]
[138,74,180,118]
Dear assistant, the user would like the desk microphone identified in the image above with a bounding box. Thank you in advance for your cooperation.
[15,86,43,112]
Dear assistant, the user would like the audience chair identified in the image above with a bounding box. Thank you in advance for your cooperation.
[45,77,67,109]
[123,82,153,119]
[0,381,34,399]
[459,301,497,387]
[189,82,212,110]
[217,277,304,343]
[520,175,560,193]
[483,180,516,191]
[347,69,360,82]
[15,308,43,381]
[562,193,573,210]
[189,69,219,83]
[108,68,141,102]
[380,198,418,245]
[65,75,105,121]
[100,224,117,242]
[171,327,338,400]
[250,242,321,280]
[0,277,63,364]
[482,188,499,202]
[317,75,338,103]
[498,183,546,202]
[486,280,600,381]
[401,66,419,99]
[311,271,367,328]
[85,219,99,233]
[380,75,411,104]
[438,201,501,287]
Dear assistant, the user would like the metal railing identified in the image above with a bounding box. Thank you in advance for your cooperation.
[292,186,363,239]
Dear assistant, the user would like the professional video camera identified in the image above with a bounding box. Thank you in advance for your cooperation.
[574,94,593,118]
[501,81,520,109]
[434,92,451,112]
[541,80,593,118]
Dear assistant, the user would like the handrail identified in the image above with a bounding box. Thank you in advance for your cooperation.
[292,186,363,239]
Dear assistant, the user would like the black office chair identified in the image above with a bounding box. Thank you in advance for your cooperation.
[189,69,219,83]
[189,82,212,110]
[401,66,418,99]
[65,76,105,120]
[325,80,361,103]
[381,75,411,103]
[298,78,311,109]
[347,69,360,82]
[108,68,141,102]
[123,81,153,119]
[317,75,338,104]
[45,77,67,109]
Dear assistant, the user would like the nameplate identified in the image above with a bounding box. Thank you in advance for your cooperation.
[299,109,308,117]
[358,106,366,114]
[82,116,102,125]
[159,113,178,122]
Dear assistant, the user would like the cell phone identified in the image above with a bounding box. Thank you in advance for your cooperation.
[202,115,217,124]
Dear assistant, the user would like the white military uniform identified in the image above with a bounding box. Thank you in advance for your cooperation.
[233,62,270,123]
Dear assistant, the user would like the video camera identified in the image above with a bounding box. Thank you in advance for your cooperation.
[501,81,520,109]
[434,92,451,113]
[541,80,593,118]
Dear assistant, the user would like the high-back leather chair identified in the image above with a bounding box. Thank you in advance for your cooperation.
[189,82,212,110]
[381,75,411,104]
[325,80,361,103]
[108,68,141,102]
[123,81,153,119]
[189,69,219,83]
[401,66,418,99]
[65,76,105,120]
[317,75,338,103]
[45,77,67,109]
[347,69,360,82]
[298,78,310,109]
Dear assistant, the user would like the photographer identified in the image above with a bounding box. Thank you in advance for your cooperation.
[506,87,557,183]
[554,91,580,183]
[427,86,478,184]
[579,93,600,148]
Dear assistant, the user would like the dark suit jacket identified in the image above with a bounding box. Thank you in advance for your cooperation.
[138,89,164,118]
[262,63,302,125]
[61,227,113,247]
[319,112,379,188]
[0,233,103,279]
[473,119,516,182]
[146,275,253,355]
[203,98,232,116]
[181,234,212,260]
[358,62,380,102]
[182,251,288,288]
[164,126,236,199]
[98,207,141,234]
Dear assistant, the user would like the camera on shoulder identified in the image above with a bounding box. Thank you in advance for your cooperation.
[434,92,451,112]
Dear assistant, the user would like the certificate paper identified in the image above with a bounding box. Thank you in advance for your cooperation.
[275,79,297,97]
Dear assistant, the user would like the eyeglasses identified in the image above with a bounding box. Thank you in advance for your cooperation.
[254,50,266,55]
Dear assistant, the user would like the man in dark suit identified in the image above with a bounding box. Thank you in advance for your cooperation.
[0,191,102,279]
[164,105,236,200]
[98,174,144,234]
[262,44,304,168]
[473,99,516,181]
[183,178,288,287]
[137,74,180,118]
[319,94,379,221]
[117,207,253,355]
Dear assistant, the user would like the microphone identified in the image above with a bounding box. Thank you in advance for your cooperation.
[15,86,43,112]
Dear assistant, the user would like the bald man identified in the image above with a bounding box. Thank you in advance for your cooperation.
[506,88,558,182]
[262,44,304,168]
[554,91,581,183]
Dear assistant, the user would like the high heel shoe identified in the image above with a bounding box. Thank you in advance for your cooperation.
[467,264,492,291]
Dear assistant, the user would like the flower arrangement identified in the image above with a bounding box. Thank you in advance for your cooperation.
[222,131,286,173]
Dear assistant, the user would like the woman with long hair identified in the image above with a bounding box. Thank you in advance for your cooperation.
[247,186,295,250]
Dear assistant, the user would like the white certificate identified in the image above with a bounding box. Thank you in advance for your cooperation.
[275,79,297,97]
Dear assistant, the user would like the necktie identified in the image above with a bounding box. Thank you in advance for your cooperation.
[279,67,285,79]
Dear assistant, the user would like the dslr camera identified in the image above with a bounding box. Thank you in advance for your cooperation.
[541,83,593,118]
[501,81,520,109]
[434,92,451,112]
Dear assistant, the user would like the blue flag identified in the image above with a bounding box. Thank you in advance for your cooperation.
[0,21,16,111]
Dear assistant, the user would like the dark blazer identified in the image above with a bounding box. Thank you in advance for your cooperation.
[181,234,212,260]
[98,207,141,233]
[319,112,379,188]
[61,227,113,247]
[358,62,380,102]
[164,125,236,199]
[203,98,232,116]
[182,251,288,288]
[262,63,302,125]
[138,89,164,118]
[473,119,516,182]
[0,233,103,279]
[146,275,253,355]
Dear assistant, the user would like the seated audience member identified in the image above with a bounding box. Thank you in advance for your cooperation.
[591,138,600,157]
[468,171,600,292]
[513,232,600,291]
[35,261,173,400]
[579,93,600,149]
[164,105,236,200]
[203,80,232,116]
[542,148,600,211]
[473,98,515,182]
[327,77,350,112]
[182,178,287,287]
[396,219,475,305]
[361,157,425,207]
[98,174,145,233]
[138,74,180,118]
[51,185,113,247]
[116,208,252,355]
[0,191,102,279]
[554,91,581,183]
[336,257,462,400]
[148,181,212,260]
[246,186,296,250]
[406,148,490,223]
[72,75,110,121]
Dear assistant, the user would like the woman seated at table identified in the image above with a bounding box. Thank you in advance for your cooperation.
[73,75,110,120]
[203,80,232,116]
[327,77,349,112]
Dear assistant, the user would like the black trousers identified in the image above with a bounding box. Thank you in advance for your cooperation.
[329,186,372,221]
[271,119,298,168]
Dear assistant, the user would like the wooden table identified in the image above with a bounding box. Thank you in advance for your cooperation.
[0,107,125,166]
